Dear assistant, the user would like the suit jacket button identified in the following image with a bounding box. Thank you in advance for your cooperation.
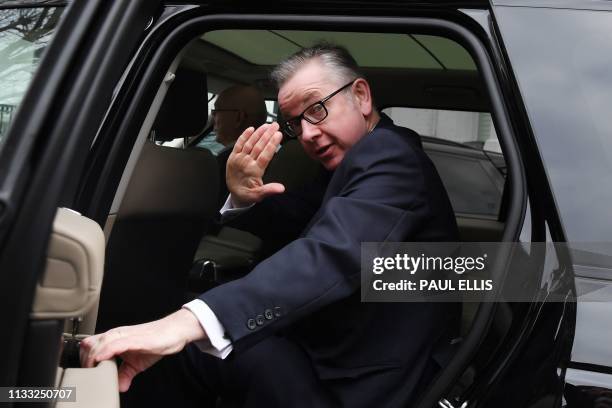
[255,315,265,326]
[264,309,274,320]
[247,318,257,330]
[273,306,282,317]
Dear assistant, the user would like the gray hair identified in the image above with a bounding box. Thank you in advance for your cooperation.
[270,42,365,89]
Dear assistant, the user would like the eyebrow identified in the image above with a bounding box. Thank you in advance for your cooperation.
[301,90,322,105]
[279,91,323,120]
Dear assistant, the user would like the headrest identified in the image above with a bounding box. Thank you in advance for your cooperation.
[152,66,208,142]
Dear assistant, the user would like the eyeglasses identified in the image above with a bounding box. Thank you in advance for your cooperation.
[211,109,239,115]
[281,79,356,138]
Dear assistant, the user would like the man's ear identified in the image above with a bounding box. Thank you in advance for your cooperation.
[352,78,374,117]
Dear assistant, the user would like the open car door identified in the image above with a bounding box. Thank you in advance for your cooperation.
[0,1,161,405]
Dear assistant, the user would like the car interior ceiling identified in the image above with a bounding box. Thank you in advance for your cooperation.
[36,27,520,405]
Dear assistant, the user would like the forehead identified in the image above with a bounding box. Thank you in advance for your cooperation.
[278,61,340,114]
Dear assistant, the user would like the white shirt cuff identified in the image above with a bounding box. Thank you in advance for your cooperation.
[183,299,233,359]
[219,194,254,219]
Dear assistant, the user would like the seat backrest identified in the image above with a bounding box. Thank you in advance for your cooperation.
[96,141,218,332]
[117,141,218,218]
[263,139,321,192]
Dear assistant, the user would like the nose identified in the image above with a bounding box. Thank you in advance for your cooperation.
[299,118,321,143]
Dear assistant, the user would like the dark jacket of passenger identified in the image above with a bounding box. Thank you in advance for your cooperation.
[201,114,460,406]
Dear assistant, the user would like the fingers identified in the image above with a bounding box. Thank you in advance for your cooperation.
[79,333,136,392]
[95,337,133,363]
[250,122,280,158]
[237,124,266,154]
[233,126,255,153]
[243,123,276,154]
[118,359,140,392]
[80,327,127,368]
[80,332,103,368]
[240,123,280,155]
[255,130,283,169]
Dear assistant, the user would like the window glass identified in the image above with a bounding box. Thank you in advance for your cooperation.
[384,107,500,152]
[0,7,65,150]
[384,107,505,217]
[494,7,612,241]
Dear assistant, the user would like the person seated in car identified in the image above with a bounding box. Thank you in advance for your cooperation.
[81,43,460,407]
[211,84,268,206]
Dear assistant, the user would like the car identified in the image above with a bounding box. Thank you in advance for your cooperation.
[1,0,611,407]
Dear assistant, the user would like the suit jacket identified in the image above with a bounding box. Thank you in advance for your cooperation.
[200,114,460,407]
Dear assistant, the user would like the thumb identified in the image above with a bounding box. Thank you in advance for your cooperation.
[117,360,139,392]
[259,182,285,198]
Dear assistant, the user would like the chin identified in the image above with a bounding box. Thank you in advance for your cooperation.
[322,155,343,171]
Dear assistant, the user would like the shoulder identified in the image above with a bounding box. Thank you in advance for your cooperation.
[340,117,426,175]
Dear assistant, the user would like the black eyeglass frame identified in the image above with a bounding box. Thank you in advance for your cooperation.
[281,79,356,138]
[211,108,240,115]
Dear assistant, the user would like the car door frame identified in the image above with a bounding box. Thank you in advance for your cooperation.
[0,0,162,389]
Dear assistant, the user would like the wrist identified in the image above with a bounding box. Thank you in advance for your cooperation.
[230,194,254,208]
[172,309,208,343]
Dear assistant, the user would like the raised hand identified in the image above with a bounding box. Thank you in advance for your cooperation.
[226,122,285,207]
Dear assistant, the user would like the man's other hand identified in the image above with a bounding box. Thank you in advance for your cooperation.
[80,309,207,392]
[226,122,285,207]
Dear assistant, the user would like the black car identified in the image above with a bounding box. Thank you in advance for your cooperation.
[1,0,611,407]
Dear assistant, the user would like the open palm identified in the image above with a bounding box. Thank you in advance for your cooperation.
[226,122,285,207]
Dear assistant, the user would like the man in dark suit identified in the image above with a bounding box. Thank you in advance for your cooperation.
[81,43,459,407]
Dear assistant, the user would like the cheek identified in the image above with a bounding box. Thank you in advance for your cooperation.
[324,148,345,170]
[334,119,365,149]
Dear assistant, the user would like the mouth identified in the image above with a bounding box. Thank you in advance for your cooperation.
[316,144,332,157]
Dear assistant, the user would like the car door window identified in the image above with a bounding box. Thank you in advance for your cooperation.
[494,4,612,379]
[0,6,65,150]
[494,6,612,242]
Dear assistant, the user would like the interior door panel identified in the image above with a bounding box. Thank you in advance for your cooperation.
[56,361,120,408]
[28,208,119,406]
